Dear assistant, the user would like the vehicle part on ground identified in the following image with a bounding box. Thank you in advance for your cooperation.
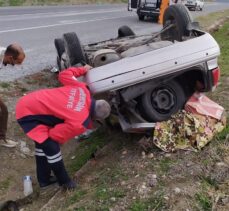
[118,25,135,38]
[138,80,186,122]
[92,49,120,67]
[62,32,87,66]
[161,4,192,41]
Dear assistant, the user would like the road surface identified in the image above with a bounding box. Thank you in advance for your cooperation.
[0,2,228,81]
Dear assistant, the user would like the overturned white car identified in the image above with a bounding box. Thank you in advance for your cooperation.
[54,4,220,132]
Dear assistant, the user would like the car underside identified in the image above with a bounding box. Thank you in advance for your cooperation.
[54,4,220,133]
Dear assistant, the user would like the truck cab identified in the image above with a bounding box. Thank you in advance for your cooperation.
[128,0,162,21]
[128,0,181,21]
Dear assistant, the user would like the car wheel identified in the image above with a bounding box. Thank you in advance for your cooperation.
[138,80,186,122]
[161,4,193,41]
[118,25,135,38]
[62,32,87,66]
[56,56,61,71]
[54,38,65,59]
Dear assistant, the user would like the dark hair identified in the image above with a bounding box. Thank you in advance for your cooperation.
[5,44,20,59]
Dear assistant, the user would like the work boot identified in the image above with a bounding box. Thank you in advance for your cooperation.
[62,180,77,191]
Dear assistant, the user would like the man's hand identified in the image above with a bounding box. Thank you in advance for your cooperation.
[84,64,93,72]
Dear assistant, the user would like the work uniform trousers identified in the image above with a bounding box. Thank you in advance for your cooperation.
[0,98,8,140]
[17,115,71,186]
[35,138,71,186]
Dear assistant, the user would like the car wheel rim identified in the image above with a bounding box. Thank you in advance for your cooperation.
[151,88,175,113]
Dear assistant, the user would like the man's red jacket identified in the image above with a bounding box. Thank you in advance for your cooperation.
[16,67,95,144]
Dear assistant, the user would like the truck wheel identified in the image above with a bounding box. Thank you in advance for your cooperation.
[54,38,65,59]
[138,14,145,21]
[62,32,87,66]
[138,80,186,122]
[161,4,193,41]
[118,25,135,38]
[152,15,159,22]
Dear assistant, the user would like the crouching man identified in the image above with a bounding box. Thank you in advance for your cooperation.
[0,43,25,147]
[15,65,111,190]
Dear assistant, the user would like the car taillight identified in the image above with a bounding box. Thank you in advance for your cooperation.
[212,67,220,86]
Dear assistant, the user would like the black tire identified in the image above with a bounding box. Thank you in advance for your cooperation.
[161,4,193,41]
[56,56,62,71]
[138,14,145,21]
[62,32,87,66]
[54,38,65,59]
[152,15,159,22]
[118,25,135,38]
[138,80,186,122]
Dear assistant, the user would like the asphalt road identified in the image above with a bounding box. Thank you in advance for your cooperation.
[0,2,229,81]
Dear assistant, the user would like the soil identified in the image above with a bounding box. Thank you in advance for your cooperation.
[0,67,228,211]
[0,20,229,210]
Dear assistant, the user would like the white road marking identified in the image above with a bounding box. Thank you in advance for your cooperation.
[0,15,132,34]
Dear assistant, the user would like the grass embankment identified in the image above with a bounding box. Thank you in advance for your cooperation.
[0,0,127,6]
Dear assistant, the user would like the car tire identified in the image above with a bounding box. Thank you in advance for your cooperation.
[161,4,193,41]
[118,25,135,38]
[138,80,186,122]
[62,32,87,66]
[56,56,61,71]
[54,38,65,59]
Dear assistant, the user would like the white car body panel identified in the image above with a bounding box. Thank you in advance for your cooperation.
[85,32,220,94]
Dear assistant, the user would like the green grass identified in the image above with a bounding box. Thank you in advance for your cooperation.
[0,82,11,88]
[212,22,229,76]
[97,165,129,184]
[200,176,218,190]
[195,192,212,211]
[9,0,25,6]
[158,157,175,173]
[195,10,229,30]
[0,177,11,190]
[215,121,229,140]
[95,185,126,200]
[67,129,108,174]
[66,189,87,206]
[129,191,166,211]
